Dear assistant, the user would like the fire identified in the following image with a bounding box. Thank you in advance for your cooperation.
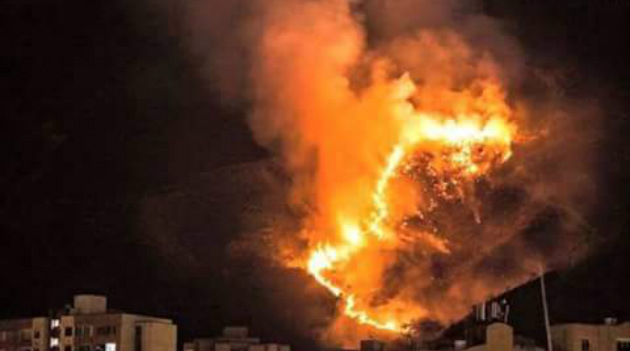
[305,73,516,333]
[179,0,592,344]
[238,0,530,341]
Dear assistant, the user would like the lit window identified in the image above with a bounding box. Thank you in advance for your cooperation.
[105,343,117,351]
[51,320,60,328]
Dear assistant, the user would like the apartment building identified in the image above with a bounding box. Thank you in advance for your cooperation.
[551,319,630,351]
[183,326,290,351]
[0,295,176,351]
[0,318,49,351]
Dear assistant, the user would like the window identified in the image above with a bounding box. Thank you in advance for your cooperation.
[76,326,93,338]
[65,346,73,351]
[20,329,32,341]
[581,339,590,351]
[34,331,40,339]
[96,326,116,336]
[134,326,142,351]
[6,331,17,342]
[65,327,73,337]
[618,340,630,351]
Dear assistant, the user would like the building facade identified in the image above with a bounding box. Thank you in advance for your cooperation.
[0,318,49,351]
[464,323,531,351]
[183,327,289,351]
[0,295,176,351]
[431,322,543,351]
[551,320,630,351]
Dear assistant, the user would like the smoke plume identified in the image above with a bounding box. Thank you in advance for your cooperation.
[173,0,599,346]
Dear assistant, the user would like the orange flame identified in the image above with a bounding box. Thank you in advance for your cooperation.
[305,73,516,333]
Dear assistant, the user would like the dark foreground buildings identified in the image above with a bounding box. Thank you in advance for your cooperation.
[2,294,629,351]
[0,295,176,351]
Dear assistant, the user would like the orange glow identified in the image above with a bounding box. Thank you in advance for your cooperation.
[304,73,516,334]
[247,1,523,340]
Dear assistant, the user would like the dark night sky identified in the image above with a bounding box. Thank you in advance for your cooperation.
[1,0,630,349]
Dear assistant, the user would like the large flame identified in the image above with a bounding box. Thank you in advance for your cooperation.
[175,0,595,345]
[239,0,547,343]
[305,73,516,333]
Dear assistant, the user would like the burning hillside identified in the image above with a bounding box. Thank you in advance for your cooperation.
[302,71,517,333]
[174,0,598,346]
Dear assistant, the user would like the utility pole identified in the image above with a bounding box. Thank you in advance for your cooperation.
[540,270,553,351]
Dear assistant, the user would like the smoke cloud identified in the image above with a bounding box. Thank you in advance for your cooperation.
[170,0,599,346]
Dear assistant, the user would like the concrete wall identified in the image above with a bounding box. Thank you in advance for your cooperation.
[119,314,137,351]
[191,339,214,351]
[464,323,514,351]
[60,315,76,350]
[0,318,43,351]
[140,320,176,351]
[487,323,514,351]
[32,317,50,351]
[74,295,108,314]
[120,314,176,351]
[552,322,630,351]
[74,313,122,350]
